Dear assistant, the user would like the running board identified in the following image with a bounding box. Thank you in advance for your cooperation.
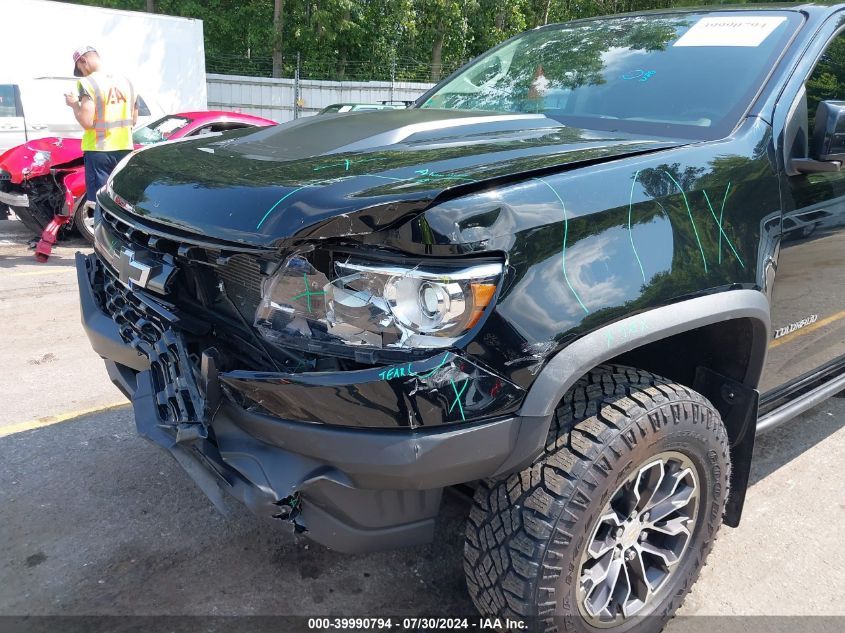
[757,372,845,434]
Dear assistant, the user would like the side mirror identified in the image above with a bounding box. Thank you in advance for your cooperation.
[793,100,845,173]
[811,100,845,161]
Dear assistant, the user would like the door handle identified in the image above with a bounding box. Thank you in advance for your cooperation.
[30,124,48,130]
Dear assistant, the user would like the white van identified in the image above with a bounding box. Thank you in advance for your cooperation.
[0,77,162,154]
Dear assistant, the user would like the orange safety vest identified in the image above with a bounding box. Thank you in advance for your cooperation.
[77,71,136,152]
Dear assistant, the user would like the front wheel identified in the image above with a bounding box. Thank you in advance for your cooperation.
[74,197,95,244]
[464,365,730,633]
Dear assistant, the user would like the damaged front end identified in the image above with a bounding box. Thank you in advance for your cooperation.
[77,109,670,550]
[0,137,84,239]
[77,196,541,552]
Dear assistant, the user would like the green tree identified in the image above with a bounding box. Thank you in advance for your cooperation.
[62,0,761,81]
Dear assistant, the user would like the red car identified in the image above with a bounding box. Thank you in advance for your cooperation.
[0,110,276,260]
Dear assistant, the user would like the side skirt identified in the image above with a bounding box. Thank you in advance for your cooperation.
[757,372,845,434]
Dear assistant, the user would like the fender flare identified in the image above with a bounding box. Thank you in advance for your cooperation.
[518,289,771,418]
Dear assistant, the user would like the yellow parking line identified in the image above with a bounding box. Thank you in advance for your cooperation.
[8,268,76,277]
[770,309,845,349]
[0,401,129,438]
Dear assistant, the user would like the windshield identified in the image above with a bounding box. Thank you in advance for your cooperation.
[420,12,800,139]
[133,115,192,146]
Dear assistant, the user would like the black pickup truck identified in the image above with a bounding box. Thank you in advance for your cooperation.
[77,5,845,630]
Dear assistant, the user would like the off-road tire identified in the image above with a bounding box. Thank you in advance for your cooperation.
[464,365,730,633]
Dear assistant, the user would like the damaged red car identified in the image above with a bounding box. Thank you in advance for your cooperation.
[0,111,275,260]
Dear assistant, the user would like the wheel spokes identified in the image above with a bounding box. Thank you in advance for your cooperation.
[577,452,701,626]
[633,459,666,513]
[583,549,625,618]
[586,511,624,560]
[650,515,692,537]
[640,539,682,567]
[643,467,696,524]
[621,547,652,618]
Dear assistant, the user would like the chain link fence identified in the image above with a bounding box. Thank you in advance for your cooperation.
[206,53,464,122]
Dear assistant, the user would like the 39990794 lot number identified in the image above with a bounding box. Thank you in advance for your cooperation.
[307,617,527,630]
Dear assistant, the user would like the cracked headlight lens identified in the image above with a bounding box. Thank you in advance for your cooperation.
[255,255,502,348]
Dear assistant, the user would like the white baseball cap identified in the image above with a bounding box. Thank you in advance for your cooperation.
[72,45,97,77]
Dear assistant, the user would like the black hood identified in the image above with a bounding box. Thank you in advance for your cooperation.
[108,109,684,247]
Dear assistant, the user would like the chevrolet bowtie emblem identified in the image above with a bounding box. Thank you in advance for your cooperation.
[117,248,152,289]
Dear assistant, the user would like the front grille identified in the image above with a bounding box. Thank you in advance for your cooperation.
[96,203,284,376]
[0,170,10,181]
[101,207,184,259]
[100,263,205,425]
[101,206,268,317]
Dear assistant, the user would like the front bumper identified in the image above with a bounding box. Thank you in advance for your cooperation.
[0,190,28,207]
[76,252,551,552]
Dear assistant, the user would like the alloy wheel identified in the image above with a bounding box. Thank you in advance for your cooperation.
[576,451,700,627]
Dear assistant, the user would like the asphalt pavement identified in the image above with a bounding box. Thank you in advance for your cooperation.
[0,218,843,630]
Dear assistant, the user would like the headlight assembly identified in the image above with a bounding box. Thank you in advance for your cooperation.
[255,254,502,349]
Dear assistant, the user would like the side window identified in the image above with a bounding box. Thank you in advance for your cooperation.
[187,122,254,136]
[0,84,22,117]
[806,32,845,130]
[136,95,151,117]
[213,123,252,132]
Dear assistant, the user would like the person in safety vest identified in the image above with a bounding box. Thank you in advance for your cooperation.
[64,46,139,209]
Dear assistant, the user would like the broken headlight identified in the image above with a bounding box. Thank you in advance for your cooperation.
[255,254,502,349]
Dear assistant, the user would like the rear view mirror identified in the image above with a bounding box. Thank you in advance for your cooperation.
[811,100,845,161]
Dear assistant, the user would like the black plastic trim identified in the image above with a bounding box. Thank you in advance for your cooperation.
[223,405,550,490]
[758,371,845,434]
[693,366,759,528]
[130,368,548,552]
[75,252,150,373]
[519,289,771,418]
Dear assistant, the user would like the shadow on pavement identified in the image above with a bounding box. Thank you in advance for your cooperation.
[0,397,841,617]
[0,408,474,617]
[748,402,845,487]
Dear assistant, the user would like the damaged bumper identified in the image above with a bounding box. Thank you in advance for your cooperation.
[222,350,524,428]
[76,252,550,552]
[0,190,28,207]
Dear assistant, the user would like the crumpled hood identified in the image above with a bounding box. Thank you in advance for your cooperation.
[0,137,82,183]
[107,109,685,247]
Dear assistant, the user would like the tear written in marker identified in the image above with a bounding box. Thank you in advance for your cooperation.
[377,352,451,381]
[379,365,408,381]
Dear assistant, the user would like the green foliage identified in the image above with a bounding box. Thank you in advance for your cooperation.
[807,35,845,127]
[60,0,761,80]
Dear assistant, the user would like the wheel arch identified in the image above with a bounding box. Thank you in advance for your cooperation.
[514,289,770,526]
[519,289,770,418]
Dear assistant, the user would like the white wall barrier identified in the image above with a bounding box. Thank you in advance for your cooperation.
[206,73,434,122]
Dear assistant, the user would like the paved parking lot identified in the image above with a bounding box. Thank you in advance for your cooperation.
[1,218,843,628]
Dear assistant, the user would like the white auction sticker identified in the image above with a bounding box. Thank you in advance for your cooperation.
[673,16,787,47]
